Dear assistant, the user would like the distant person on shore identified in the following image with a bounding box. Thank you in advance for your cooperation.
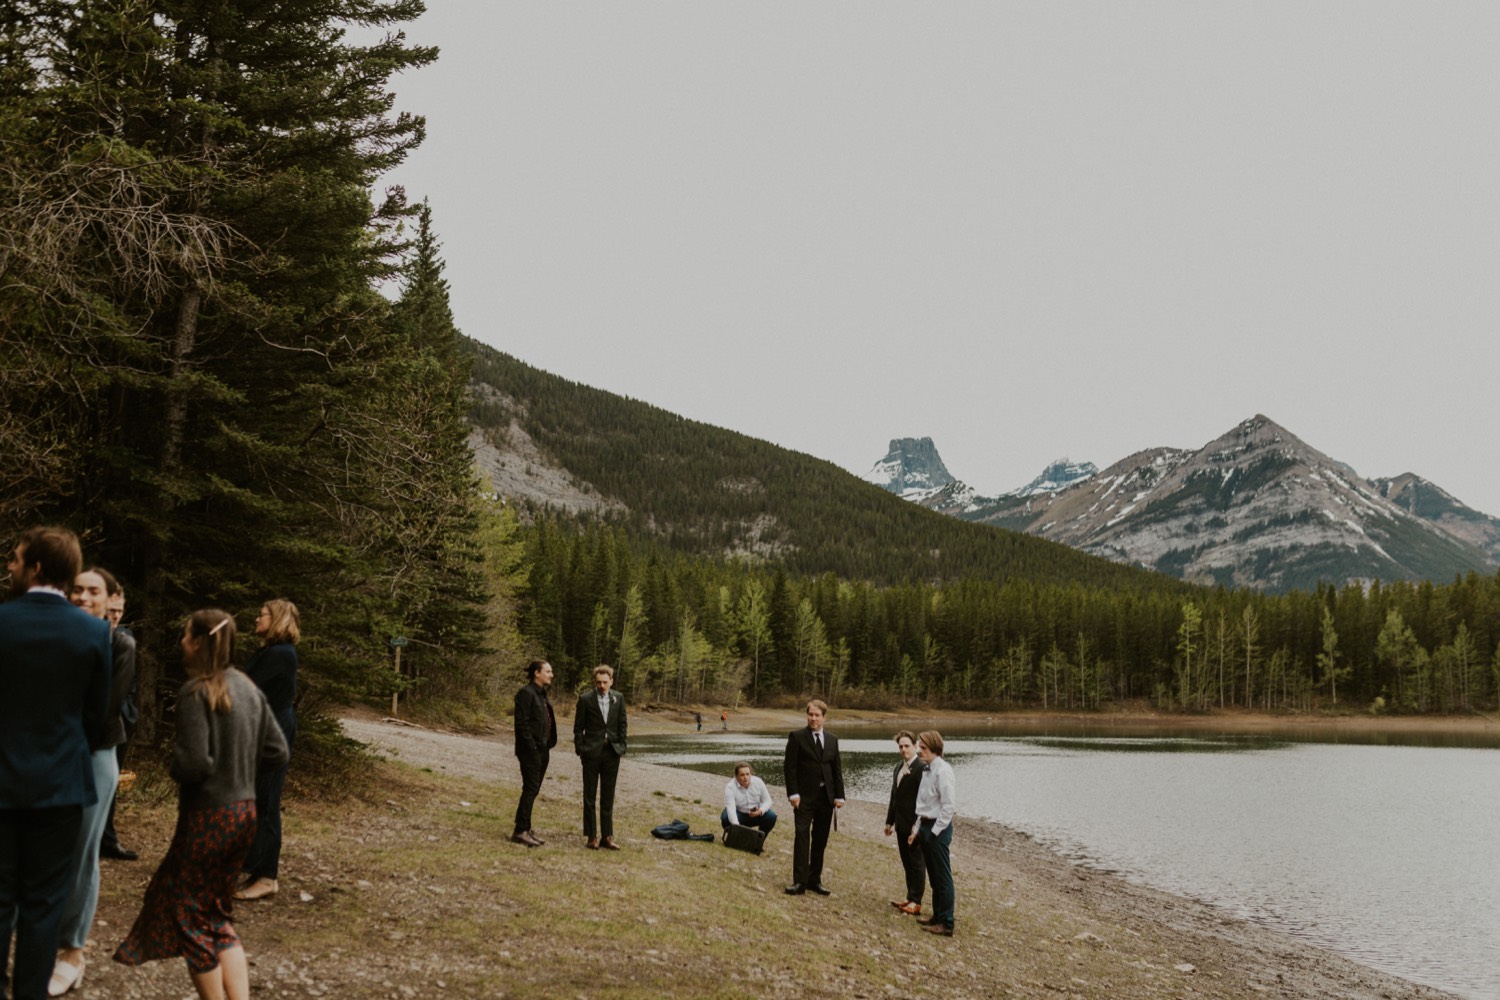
[695,712,702,731]
[721,710,728,731]
[0,527,111,1000]
[721,762,777,836]
[573,664,626,850]
[511,660,556,847]
[237,599,300,902]
[783,700,844,896]
[48,567,137,995]
[99,583,139,863]
[114,609,289,1000]
[908,730,957,937]
[883,730,927,916]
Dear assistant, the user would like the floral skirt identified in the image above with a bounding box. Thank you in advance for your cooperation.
[114,799,257,974]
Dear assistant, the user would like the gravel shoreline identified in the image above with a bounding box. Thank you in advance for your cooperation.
[340,712,1461,1000]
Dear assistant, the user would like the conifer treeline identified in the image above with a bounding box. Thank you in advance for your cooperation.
[521,518,1500,713]
[0,0,506,733]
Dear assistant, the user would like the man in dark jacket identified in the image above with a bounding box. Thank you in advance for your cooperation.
[782,699,845,896]
[0,526,111,1000]
[573,664,626,850]
[512,660,556,847]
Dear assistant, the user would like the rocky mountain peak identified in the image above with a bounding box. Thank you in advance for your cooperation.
[1011,457,1098,497]
[864,437,956,496]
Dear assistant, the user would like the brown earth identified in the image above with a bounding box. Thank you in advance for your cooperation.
[72,705,1467,999]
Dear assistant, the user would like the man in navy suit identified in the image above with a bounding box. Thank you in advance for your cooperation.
[782,699,845,896]
[572,664,627,850]
[0,526,111,1000]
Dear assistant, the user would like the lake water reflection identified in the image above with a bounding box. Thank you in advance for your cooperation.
[632,721,1500,1000]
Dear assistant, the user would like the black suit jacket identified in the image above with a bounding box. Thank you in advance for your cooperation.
[884,757,926,828]
[573,690,627,759]
[0,591,113,809]
[513,681,557,755]
[783,726,845,805]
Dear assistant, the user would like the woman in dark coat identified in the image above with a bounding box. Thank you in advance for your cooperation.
[883,729,927,915]
[235,599,299,901]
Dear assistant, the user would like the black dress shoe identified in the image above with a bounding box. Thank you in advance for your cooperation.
[784,883,806,895]
[807,883,832,896]
[100,845,139,861]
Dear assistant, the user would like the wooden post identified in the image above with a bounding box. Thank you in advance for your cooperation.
[392,644,402,716]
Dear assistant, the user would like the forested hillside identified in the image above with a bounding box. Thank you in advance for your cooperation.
[464,340,1178,592]
[463,343,1500,714]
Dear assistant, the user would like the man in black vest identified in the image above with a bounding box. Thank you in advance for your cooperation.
[511,660,556,847]
[573,664,627,850]
[782,699,845,896]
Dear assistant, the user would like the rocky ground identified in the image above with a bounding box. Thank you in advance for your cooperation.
[70,707,1462,999]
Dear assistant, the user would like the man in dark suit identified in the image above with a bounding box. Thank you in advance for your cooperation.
[573,664,627,850]
[0,526,111,1000]
[782,699,844,896]
[883,729,927,914]
[511,660,556,847]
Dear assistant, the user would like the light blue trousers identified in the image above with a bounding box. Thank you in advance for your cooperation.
[58,748,119,949]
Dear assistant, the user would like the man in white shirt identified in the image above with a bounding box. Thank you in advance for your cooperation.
[721,762,777,835]
[908,729,957,936]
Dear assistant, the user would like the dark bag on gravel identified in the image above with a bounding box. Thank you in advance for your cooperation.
[651,818,714,842]
[721,823,766,855]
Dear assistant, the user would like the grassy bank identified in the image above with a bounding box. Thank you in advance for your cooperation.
[81,716,1458,1000]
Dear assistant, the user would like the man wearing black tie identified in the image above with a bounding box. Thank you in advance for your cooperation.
[573,664,626,850]
[782,699,844,896]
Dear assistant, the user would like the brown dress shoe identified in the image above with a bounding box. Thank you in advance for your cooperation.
[528,829,546,845]
[601,836,620,851]
[586,836,599,849]
[511,831,541,847]
[920,922,953,936]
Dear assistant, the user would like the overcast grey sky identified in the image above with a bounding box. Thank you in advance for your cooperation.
[376,3,1500,514]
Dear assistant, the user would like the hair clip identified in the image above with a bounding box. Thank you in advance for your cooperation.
[208,617,230,636]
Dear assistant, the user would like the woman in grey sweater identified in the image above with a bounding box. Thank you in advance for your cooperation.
[113,609,289,1000]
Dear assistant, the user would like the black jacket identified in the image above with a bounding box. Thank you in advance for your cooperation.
[783,726,845,804]
[884,757,926,828]
[514,681,557,755]
[573,690,627,759]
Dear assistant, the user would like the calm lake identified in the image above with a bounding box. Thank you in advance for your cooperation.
[633,721,1500,1000]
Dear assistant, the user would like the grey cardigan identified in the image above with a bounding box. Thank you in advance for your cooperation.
[172,668,290,810]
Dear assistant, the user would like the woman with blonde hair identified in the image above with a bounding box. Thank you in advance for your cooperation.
[114,609,288,999]
[236,599,300,901]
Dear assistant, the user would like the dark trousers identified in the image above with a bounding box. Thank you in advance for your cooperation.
[244,757,289,879]
[245,714,293,880]
[791,789,833,886]
[916,818,954,928]
[721,808,777,834]
[894,813,926,904]
[0,804,83,1000]
[580,749,620,838]
[514,748,549,834]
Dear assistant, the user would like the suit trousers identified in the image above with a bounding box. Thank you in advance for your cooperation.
[916,818,955,929]
[0,804,84,1000]
[580,749,620,838]
[791,789,833,887]
[894,813,926,905]
[514,748,549,834]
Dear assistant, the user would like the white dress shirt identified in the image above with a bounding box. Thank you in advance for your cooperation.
[724,775,774,823]
[912,754,957,836]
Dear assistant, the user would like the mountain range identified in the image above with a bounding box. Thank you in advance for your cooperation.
[867,418,1500,592]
